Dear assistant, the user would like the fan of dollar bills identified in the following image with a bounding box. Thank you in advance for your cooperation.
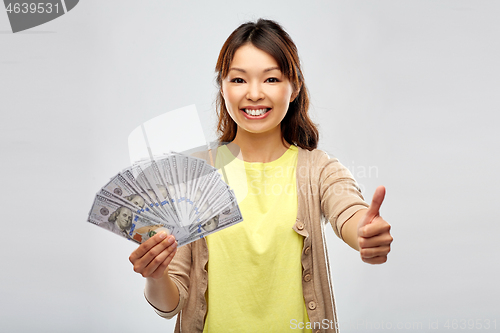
[87,152,243,247]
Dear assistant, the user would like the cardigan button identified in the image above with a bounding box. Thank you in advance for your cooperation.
[304,246,310,255]
[297,222,304,230]
[308,301,316,310]
[304,274,311,282]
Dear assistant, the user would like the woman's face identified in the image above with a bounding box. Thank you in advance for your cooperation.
[221,43,297,137]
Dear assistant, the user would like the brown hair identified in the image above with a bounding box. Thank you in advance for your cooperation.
[215,19,319,150]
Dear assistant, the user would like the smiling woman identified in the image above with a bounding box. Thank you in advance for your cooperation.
[221,44,297,141]
[215,19,318,158]
[128,18,393,333]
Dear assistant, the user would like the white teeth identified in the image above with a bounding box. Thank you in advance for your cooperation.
[244,108,269,116]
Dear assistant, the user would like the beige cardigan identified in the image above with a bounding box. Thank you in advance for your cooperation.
[147,147,368,333]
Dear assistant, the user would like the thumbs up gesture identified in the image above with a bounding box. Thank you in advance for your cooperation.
[357,186,393,264]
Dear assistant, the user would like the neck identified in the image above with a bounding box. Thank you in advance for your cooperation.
[230,126,290,163]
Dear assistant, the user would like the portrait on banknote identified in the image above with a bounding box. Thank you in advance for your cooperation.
[99,206,133,238]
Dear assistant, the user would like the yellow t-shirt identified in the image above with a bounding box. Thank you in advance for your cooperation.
[203,145,311,333]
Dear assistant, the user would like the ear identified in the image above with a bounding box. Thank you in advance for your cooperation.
[290,84,301,103]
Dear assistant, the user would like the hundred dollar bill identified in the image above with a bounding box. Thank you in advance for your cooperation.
[180,202,243,247]
[98,188,175,226]
[200,188,237,223]
[163,155,187,221]
[102,173,162,218]
[186,158,207,214]
[185,156,219,213]
[157,155,190,226]
[88,194,187,243]
[90,151,243,247]
[190,184,234,223]
[121,168,176,224]
[189,171,225,221]
[135,160,181,226]
[189,188,237,232]
[176,154,189,218]
[154,157,180,216]
[185,156,198,210]
[188,164,221,219]
[115,171,168,220]
[129,165,164,207]
[89,194,158,239]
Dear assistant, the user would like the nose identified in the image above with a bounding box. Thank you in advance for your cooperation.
[246,81,264,101]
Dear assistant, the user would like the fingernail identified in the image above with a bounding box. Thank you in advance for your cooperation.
[167,236,174,245]
[159,232,168,239]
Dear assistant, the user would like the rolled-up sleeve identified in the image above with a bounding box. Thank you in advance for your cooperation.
[317,151,369,240]
[145,242,192,319]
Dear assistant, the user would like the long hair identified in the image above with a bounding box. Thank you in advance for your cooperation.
[215,19,319,150]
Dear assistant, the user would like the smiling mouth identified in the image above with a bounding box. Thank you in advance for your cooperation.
[242,108,271,116]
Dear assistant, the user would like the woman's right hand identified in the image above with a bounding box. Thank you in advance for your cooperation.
[129,231,178,280]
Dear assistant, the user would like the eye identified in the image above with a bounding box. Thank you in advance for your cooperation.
[266,77,280,83]
[230,77,245,83]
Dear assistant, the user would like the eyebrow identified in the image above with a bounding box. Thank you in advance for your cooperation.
[229,66,281,73]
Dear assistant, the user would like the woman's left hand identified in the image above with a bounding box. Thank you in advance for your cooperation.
[357,186,393,264]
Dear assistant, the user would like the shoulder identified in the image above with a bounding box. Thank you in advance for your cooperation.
[297,147,340,170]
[297,146,337,160]
[296,147,354,184]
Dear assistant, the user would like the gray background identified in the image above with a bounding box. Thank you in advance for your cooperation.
[1,0,499,332]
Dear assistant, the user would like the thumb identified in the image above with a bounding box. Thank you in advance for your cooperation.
[360,185,386,226]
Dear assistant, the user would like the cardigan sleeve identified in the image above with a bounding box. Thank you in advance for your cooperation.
[316,150,369,240]
[145,241,193,319]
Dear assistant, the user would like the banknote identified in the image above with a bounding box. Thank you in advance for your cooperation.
[155,156,185,224]
[121,168,176,224]
[189,185,236,227]
[133,160,181,226]
[98,188,174,226]
[88,151,243,247]
[102,174,162,218]
[180,202,243,247]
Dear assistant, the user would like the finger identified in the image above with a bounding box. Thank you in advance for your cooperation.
[134,238,177,277]
[150,246,178,279]
[362,255,388,265]
[359,217,391,238]
[365,185,386,220]
[142,241,178,278]
[360,245,391,260]
[358,232,393,249]
[141,235,176,266]
[132,235,176,273]
[129,231,169,263]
